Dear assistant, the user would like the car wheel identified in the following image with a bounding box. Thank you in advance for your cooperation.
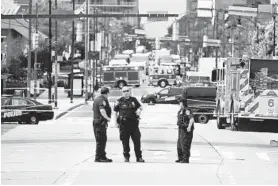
[29,114,39,124]
[197,114,209,124]
[158,80,168,88]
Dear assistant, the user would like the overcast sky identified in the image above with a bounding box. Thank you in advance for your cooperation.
[139,0,187,37]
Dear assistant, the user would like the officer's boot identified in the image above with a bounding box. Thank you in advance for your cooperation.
[124,157,130,162]
[136,157,145,163]
[180,159,189,163]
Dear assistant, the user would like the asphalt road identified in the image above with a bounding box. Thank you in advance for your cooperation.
[2,87,278,185]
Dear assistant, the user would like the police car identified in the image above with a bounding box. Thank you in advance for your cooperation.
[1,96,54,124]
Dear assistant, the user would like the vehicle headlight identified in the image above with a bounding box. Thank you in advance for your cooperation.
[143,94,147,98]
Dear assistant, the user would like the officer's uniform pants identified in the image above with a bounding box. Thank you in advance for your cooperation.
[177,128,193,160]
[119,120,142,159]
[93,121,107,160]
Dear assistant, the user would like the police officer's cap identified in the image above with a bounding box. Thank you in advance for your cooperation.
[100,87,109,94]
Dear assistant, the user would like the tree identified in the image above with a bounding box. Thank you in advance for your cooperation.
[32,0,73,55]
[166,25,173,37]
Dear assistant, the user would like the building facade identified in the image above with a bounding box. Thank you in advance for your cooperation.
[76,0,139,27]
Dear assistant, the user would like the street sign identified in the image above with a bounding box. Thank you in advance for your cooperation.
[203,36,221,47]
[197,0,213,18]
[88,51,99,60]
[147,11,168,22]
[135,29,146,35]
[228,6,257,17]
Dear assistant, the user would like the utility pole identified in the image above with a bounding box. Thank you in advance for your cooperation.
[84,0,89,104]
[48,0,52,104]
[70,0,75,103]
[27,0,32,98]
[215,10,219,81]
[95,8,98,94]
[54,0,58,108]
[273,3,277,56]
[34,2,38,100]
[92,8,96,96]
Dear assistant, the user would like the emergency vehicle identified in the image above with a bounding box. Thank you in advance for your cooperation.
[148,65,177,88]
[213,58,278,131]
[102,66,144,88]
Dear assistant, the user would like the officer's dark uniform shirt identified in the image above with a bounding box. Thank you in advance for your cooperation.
[177,109,194,130]
[114,97,141,120]
[93,95,111,120]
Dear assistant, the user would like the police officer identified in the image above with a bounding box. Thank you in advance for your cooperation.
[93,87,112,163]
[176,99,194,163]
[114,86,145,163]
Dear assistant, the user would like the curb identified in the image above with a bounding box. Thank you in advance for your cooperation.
[55,103,84,120]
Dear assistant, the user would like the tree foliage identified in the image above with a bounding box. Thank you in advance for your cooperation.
[32,0,73,55]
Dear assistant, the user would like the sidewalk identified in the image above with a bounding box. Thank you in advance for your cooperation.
[36,87,87,120]
[36,98,86,120]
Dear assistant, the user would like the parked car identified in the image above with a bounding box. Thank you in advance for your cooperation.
[1,96,54,124]
[141,87,183,104]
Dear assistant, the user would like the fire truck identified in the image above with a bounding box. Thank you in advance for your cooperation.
[213,58,278,131]
[148,65,178,88]
[102,66,144,88]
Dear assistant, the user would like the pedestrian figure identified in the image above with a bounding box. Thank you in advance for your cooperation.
[114,86,145,163]
[92,87,112,163]
[176,100,195,163]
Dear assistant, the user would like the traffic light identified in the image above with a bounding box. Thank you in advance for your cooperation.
[175,65,181,75]
[237,17,241,25]
[32,33,39,49]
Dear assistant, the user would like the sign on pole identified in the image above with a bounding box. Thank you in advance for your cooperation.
[228,6,257,17]
[147,11,168,22]
[197,0,213,18]
[135,29,146,35]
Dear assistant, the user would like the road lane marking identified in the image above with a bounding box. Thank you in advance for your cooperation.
[221,151,235,160]
[63,171,80,185]
[256,152,271,161]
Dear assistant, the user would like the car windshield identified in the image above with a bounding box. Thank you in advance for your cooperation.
[1,98,10,106]
[159,88,169,95]
[160,56,174,63]
[189,76,210,82]
[114,55,128,60]
[131,56,148,62]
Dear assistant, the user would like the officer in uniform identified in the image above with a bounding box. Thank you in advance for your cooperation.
[176,99,194,163]
[93,87,112,163]
[114,86,145,163]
